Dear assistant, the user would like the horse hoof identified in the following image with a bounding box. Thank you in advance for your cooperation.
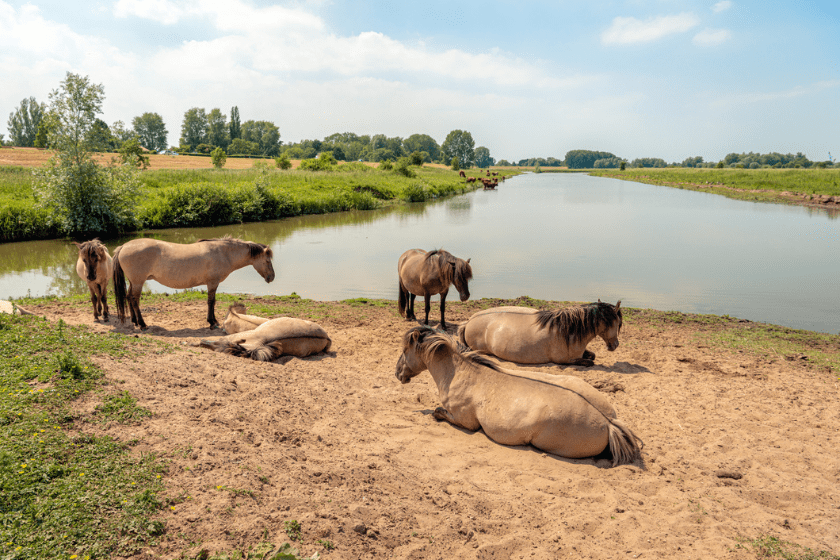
[432,407,448,421]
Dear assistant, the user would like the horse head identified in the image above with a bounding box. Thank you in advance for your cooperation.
[74,240,103,282]
[453,258,473,302]
[251,245,276,283]
[395,326,433,384]
[598,300,622,351]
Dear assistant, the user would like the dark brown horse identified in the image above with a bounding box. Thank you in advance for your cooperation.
[113,236,275,330]
[459,170,466,178]
[398,249,472,330]
[74,239,112,321]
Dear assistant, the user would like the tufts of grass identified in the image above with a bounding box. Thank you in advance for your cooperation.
[95,391,152,425]
[0,314,166,559]
[742,535,840,560]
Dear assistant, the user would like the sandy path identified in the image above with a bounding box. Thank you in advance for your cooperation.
[26,298,840,560]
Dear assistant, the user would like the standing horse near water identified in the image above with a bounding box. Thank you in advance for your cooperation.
[113,237,275,330]
[74,239,112,322]
[395,326,642,465]
[398,248,472,330]
[459,301,622,366]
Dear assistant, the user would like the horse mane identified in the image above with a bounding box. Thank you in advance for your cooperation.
[426,249,472,287]
[198,236,273,258]
[409,326,504,373]
[75,238,107,263]
[535,302,622,345]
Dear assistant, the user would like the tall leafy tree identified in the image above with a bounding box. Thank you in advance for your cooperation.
[229,106,241,140]
[33,72,140,235]
[207,108,229,148]
[474,146,494,168]
[110,120,137,148]
[240,120,281,156]
[564,150,616,169]
[180,108,208,149]
[85,118,116,152]
[7,96,46,147]
[403,134,440,162]
[441,130,475,168]
[132,112,168,152]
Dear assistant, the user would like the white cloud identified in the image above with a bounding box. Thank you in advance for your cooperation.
[601,13,700,45]
[693,28,731,46]
[113,0,323,30]
[712,1,733,13]
[710,80,840,107]
[113,0,183,25]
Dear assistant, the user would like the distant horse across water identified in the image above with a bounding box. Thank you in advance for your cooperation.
[113,236,275,330]
[398,248,472,331]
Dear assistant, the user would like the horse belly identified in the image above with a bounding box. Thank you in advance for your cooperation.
[276,337,331,357]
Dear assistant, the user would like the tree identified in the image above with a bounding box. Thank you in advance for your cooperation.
[85,118,116,152]
[132,112,168,152]
[110,120,137,148]
[180,107,208,150]
[403,134,440,162]
[118,138,149,169]
[441,130,475,169]
[564,150,617,169]
[474,146,494,168]
[33,72,140,235]
[207,108,228,148]
[240,120,281,156]
[450,157,460,171]
[211,147,227,169]
[228,138,260,155]
[229,106,241,140]
[7,97,46,147]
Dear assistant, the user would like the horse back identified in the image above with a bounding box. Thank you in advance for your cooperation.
[397,249,446,296]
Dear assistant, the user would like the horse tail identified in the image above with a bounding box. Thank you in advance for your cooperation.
[607,417,643,467]
[323,336,332,353]
[200,339,284,362]
[112,246,127,324]
[398,279,408,318]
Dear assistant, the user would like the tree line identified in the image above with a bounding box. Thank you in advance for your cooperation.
[498,150,837,169]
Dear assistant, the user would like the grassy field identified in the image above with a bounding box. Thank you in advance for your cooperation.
[0,162,483,242]
[588,168,840,203]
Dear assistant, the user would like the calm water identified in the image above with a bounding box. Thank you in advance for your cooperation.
[1,173,838,333]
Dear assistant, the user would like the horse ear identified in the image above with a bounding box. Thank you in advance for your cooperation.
[598,298,602,303]
[615,300,621,310]
[466,258,471,264]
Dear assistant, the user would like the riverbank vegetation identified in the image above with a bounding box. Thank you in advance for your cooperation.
[588,167,840,203]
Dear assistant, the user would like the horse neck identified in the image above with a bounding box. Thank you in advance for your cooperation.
[230,243,257,269]
[423,346,463,397]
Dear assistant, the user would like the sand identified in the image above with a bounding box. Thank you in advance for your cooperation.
[19,296,840,560]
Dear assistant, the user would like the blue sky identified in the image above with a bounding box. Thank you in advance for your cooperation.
[1,0,838,162]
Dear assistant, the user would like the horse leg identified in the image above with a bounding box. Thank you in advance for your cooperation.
[99,283,110,321]
[570,357,595,367]
[206,285,219,328]
[433,406,458,425]
[582,349,595,361]
[439,293,448,330]
[423,294,431,325]
[129,284,147,330]
[88,285,100,320]
[407,293,416,320]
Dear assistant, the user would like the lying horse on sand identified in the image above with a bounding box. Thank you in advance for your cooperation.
[74,239,112,321]
[222,303,269,334]
[113,236,275,330]
[201,316,332,361]
[395,327,642,466]
[459,301,622,366]
[398,248,472,330]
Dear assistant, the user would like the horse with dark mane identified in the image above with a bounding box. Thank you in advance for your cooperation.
[396,326,642,466]
[74,239,112,321]
[459,301,622,366]
[398,248,472,330]
[113,236,275,330]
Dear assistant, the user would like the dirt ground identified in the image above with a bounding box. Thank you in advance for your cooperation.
[21,297,839,560]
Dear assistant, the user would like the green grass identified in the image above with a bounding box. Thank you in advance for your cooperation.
[0,313,167,559]
[588,168,840,203]
[740,535,840,559]
[0,164,488,241]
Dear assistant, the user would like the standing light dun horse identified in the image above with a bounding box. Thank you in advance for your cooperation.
[398,248,472,331]
[74,239,112,322]
[395,327,642,466]
[113,237,275,330]
[459,301,622,366]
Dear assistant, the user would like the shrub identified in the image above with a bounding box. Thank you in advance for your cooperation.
[450,157,459,171]
[211,147,227,169]
[299,152,337,171]
[117,138,149,170]
[275,154,292,170]
[195,143,214,154]
[394,157,416,178]
[409,151,424,166]
[379,159,393,171]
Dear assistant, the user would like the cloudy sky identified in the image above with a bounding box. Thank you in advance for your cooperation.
[1,0,838,162]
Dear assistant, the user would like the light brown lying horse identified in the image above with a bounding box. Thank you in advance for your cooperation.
[113,237,275,330]
[398,248,472,330]
[459,301,622,366]
[74,239,112,321]
[222,303,270,334]
[200,317,331,361]
[395,327,642,466]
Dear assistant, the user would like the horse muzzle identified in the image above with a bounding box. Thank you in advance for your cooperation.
[459,292,470,302]
[607,340,619,351]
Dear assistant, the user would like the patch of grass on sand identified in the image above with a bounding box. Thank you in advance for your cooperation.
[0,314,166,559]
[739,535,840,560]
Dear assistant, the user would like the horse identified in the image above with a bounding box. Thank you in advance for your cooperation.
[459,301,622,366]
[459,170,466,178]
[74,239,112,321]
[200,317,331,361]
[397,248,472,331]
[395,326,642,466]
[222,303,270,334]
[466,177,476,183]
[113,236,275,330]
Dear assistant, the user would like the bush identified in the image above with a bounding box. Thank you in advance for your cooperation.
[195,143,214,154]
[211,147,227,169]
[409,151,424,166]
[118,138,149,169]
[299,152,337,171]
[379,159,393,171]
[394,157,416,178]
[275,154,292,170]
[450,157,459,171]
